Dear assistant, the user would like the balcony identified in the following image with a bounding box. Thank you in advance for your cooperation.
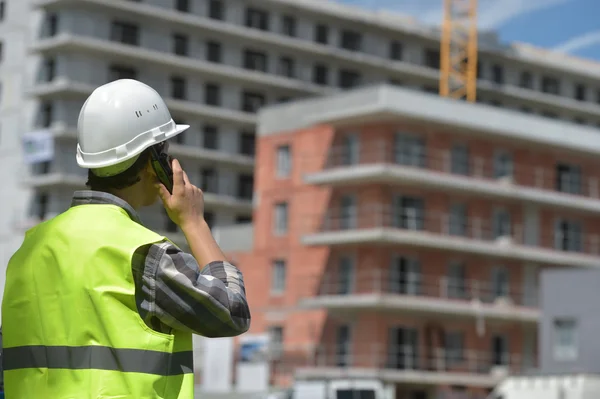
[33,1,600,120]
[23,172,86,189]
[32,33,327,96]
[281,344,522,388]
[302,205,600,268]
[29,78,257,127]
[304,140,600,214]
[43,124,255,170]
[299,270,539,323]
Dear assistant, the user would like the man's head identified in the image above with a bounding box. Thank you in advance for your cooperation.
[76,79,188,208]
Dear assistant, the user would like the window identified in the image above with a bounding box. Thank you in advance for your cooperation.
[245,7,269,31]
[389,41,403,60]
[542,110,558,119]
[281,15,296,37]
[492,64,504,84]
[243,50,268,72]
[390,256,420,295]
[314,24,329,44]
[42,58,56,82]
[574,117,586,125]
[553,318,578,360]
[268,325,284,357]
[424,49,440,69]
[313,64,328,85]
[273,202,288,235]
[389,326,418,370]
[108,65,137,81]
[203,125,219,150]
[173,119,185,144]
[340,30,361,51]
[175,0,190,12]
[339,195,356,230]
[494,150,513,179]
[394,133,425,167]
[200,168,218,193]
[447,262,466,299]
[519,71,533,89]
[338,69,361,89]
[450,144,469,175]
[491,335,508,366]
[449,203,467,237]
[240,131,255,156]
[41,102,53,128]
[542,76,560,95]
[170,76,186,100]
[32,160,51,175]
[206,40,221,63]
[340,134,359,166]
[476,61,482,79]
[241,91,266,113]
[278,56,294,78]
[554,219,582,252]
[491,266,509,300]
[492,208,511,239]
[236,215,252,224]
[556,163,581,194]
[393,196,424,231]
[204,211,215,229]
[336,325,351,367]
[445,331,464,365]
[237,174,254,200]
[520,106,532,114]
[276,145,291,178]
[0,1,5,21]
[46,13,59,37]
[33,193,49,220]
[172,33,188,56]
[110,21,139,46]
[575,84,586,101]
[208,0,223,20]
[204,83,220,106]
[337,255,354,295]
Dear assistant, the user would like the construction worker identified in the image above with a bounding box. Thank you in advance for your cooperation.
[1,79,251,398]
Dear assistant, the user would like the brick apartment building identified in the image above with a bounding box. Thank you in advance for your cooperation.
[222,84,600,399]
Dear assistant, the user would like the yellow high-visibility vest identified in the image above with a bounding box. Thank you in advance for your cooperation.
[2,204,194,399]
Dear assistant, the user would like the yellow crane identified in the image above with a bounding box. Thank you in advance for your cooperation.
[440,0,478,102]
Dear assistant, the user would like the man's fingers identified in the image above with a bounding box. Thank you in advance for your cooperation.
[182,170,191,186]
[171,158,185,193]
[156,184,170,203]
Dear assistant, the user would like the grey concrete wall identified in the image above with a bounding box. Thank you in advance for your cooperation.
[539,268,600,374]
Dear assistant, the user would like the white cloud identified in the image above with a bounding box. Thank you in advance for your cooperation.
[553,31,600,53]
[336,0,572,29]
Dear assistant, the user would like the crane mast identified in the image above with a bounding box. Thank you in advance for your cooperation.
[440,0,478,102]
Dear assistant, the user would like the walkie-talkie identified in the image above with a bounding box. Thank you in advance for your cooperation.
[150,144,174,194]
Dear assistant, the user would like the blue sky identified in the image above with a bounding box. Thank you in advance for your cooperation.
[337,0,600,61]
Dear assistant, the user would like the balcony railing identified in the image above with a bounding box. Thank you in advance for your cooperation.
[301,269,537,308]
[306,205,600,256]
[306,139,600,199]
[274,343,523,377]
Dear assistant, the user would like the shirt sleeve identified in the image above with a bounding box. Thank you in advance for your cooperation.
[141,241,251,338]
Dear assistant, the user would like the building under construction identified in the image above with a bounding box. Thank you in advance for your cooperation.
[1,0,600,398]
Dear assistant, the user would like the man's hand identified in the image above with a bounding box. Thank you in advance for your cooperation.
[157,158,205,229]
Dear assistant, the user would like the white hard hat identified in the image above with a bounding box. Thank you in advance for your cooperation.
[76,79,189,177]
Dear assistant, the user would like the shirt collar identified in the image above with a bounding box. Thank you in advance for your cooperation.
[70,190,142,224]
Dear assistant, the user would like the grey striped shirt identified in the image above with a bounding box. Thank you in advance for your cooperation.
[71,190,251,337]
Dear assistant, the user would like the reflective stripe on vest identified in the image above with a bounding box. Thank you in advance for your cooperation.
[4,345,193,376]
